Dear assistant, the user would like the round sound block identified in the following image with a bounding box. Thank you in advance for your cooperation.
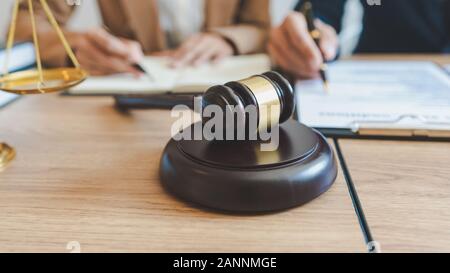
[160,120,337,213]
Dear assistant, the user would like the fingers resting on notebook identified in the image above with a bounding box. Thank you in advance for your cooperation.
[169,33,235,68]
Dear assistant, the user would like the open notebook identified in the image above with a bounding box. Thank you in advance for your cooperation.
[67,54,271,95]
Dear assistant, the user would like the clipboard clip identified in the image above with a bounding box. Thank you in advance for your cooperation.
[349,114,450,138]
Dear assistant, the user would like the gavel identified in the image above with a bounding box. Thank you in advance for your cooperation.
[201,71,295,137]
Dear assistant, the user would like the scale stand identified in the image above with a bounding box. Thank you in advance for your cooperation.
[0,0,88,170]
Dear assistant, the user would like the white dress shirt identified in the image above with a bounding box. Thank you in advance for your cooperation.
[157,0,205,48]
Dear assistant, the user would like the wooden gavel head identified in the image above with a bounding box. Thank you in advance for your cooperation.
[202,71,295,135]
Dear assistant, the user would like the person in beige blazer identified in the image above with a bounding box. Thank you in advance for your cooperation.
[15,0,270,75]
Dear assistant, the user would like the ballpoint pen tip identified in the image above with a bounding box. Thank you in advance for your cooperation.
[323,81,329,92]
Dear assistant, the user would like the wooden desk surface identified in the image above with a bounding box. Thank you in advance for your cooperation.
[0,95,365,253]
[0,54,448,253]
[340,140,450,252]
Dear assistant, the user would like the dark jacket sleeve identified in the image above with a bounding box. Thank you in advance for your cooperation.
[295,0,347,33]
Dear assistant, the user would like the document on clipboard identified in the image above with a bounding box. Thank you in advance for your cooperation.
[296,61,450,139]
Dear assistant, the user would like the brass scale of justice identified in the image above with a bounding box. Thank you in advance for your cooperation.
[0,0,87,170]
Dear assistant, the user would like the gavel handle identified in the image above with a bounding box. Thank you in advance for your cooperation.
[114,94,197,110]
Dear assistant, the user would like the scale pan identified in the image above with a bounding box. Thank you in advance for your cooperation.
[0,67,87,95]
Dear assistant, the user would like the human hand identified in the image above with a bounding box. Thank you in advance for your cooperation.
[151,50,176,58]
[268,12,338,79]
[170,33,234,68]
[70,28,144,76]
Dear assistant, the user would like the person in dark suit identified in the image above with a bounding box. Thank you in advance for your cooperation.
[269,0,450,78]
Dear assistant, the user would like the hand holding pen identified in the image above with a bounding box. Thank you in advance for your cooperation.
[268,2,338,81]
[69,27,145,76]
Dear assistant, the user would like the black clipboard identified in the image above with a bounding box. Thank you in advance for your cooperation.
[294,108,450,142]
[316,128,450,142]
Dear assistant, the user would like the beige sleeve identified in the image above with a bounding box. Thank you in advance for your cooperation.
[14,0,76,67]
[210,0,271,54]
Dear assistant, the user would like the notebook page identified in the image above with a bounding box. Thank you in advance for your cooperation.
[0,44,33,106]
[0,43,35,73]
[296,61,450,130]
[174,54,271,93]
[0,92,18,108]
[68,57,177,95]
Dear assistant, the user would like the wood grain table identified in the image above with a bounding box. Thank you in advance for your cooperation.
[339,139,450,252]
[0,94,365,253]
[0,54,448,253]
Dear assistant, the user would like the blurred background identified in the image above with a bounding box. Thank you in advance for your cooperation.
[0,0,363,56]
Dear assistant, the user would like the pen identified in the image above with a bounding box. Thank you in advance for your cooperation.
[132,63,155,82]
[301,1,329,90]
[102,24,154,81]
